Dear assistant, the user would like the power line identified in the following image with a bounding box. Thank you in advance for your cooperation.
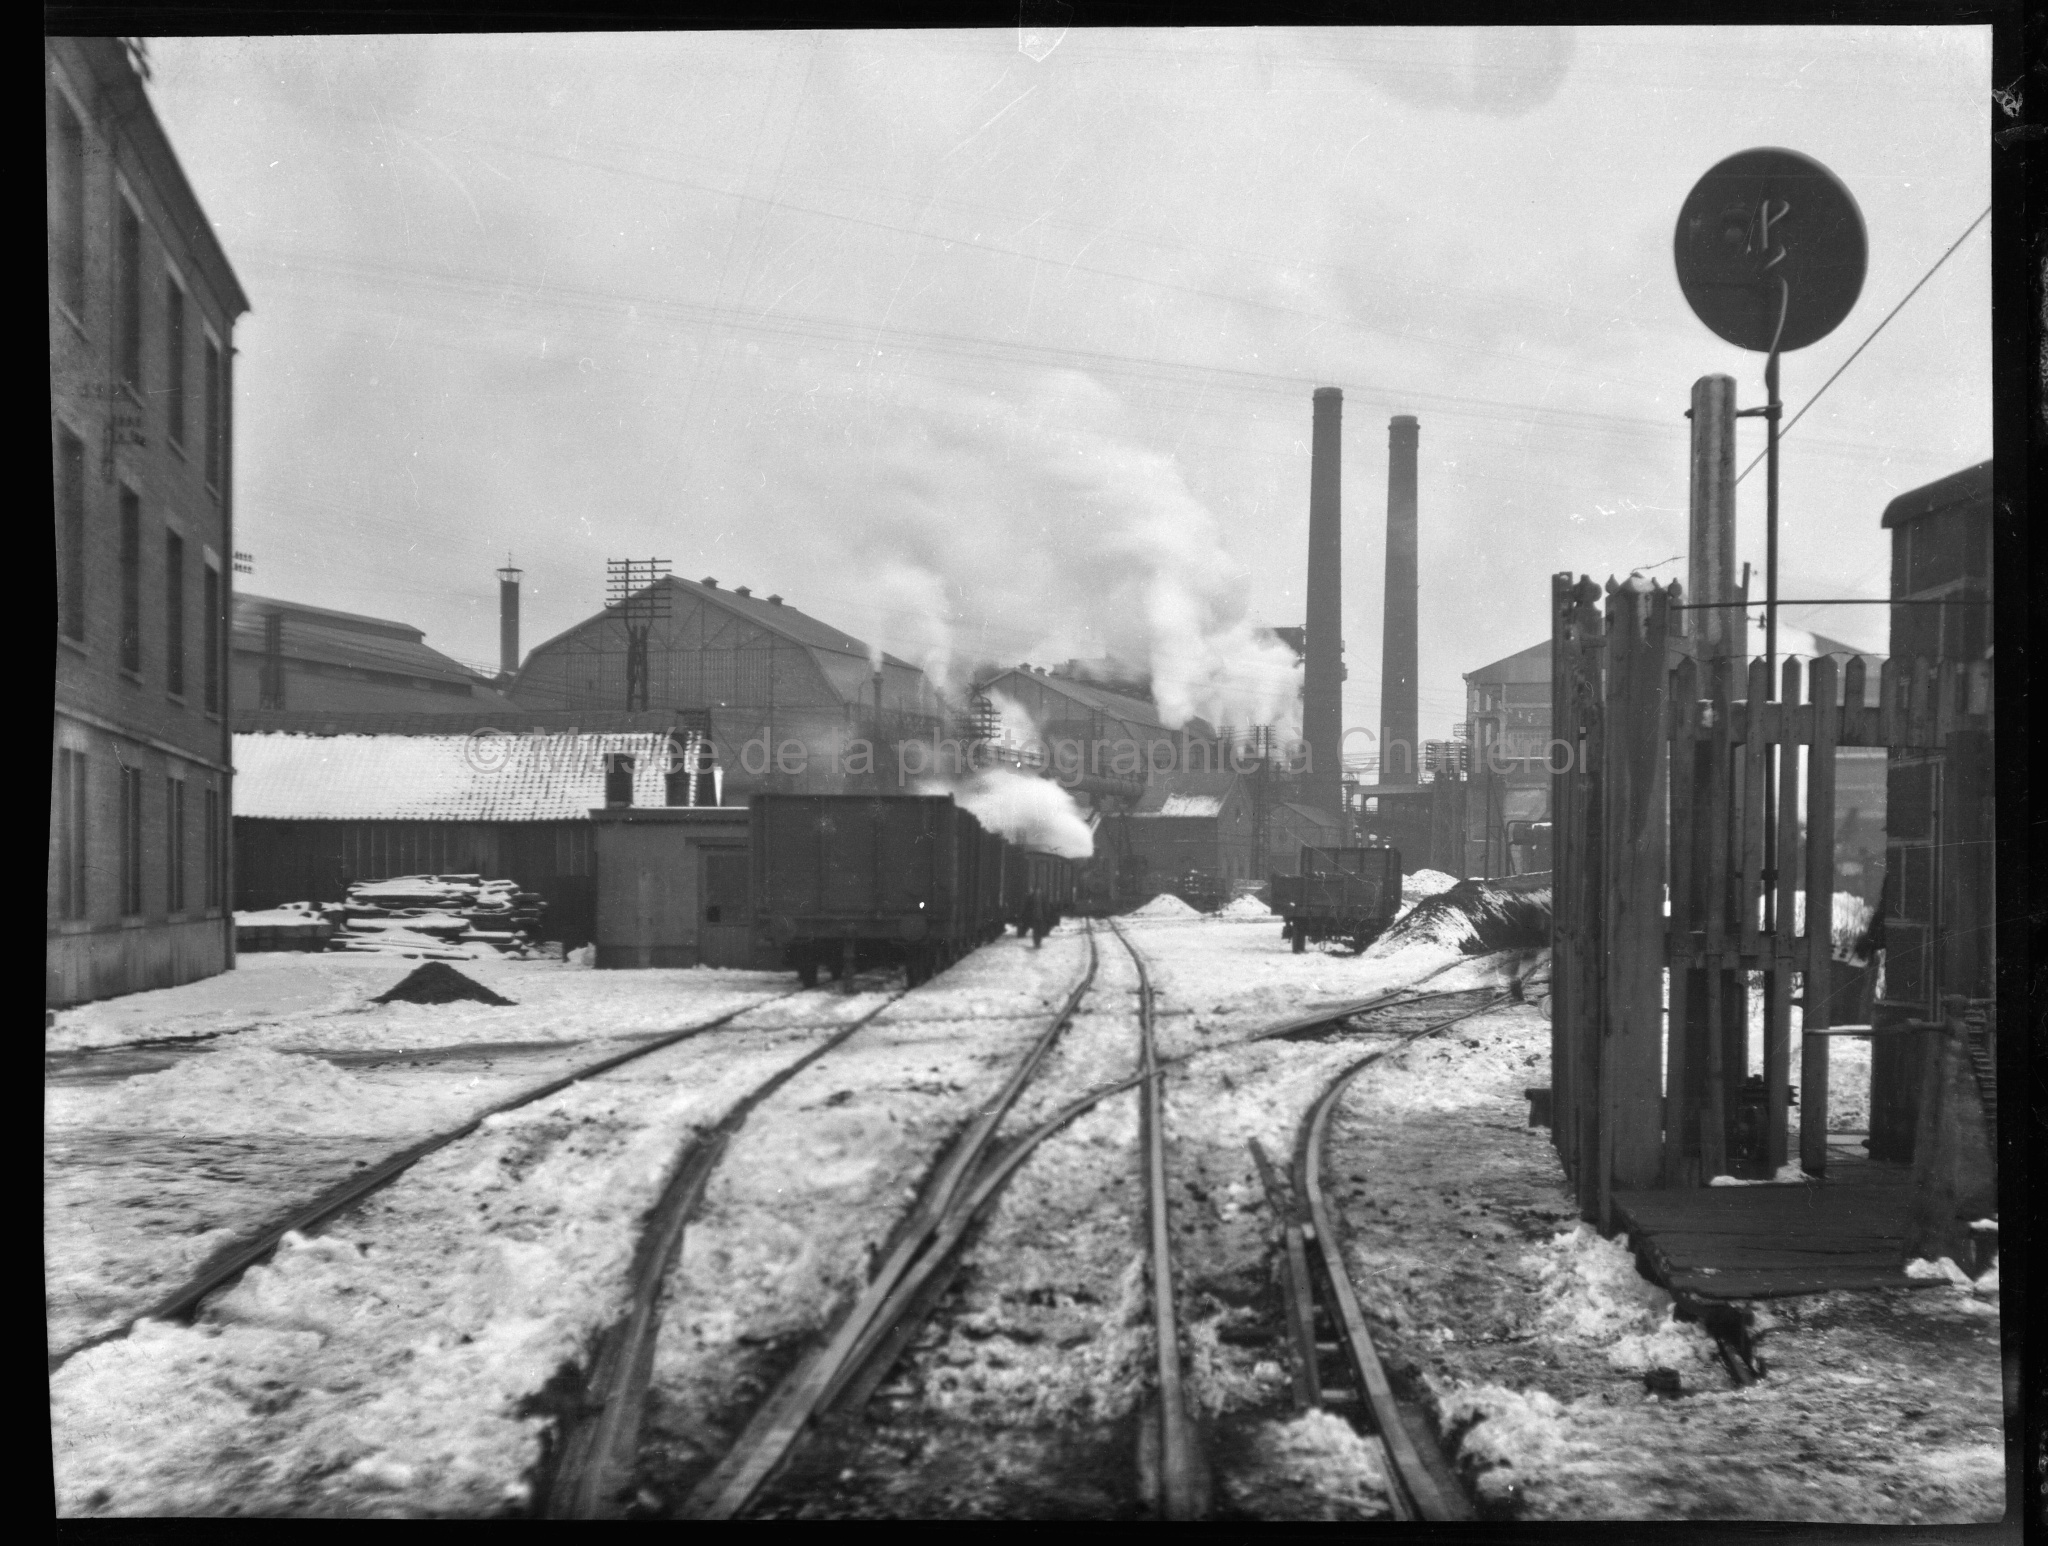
[1737,205,1990,485]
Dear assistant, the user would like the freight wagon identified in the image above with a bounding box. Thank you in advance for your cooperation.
[1270,844,1403,953]
[1003,847,1078,945]
[752,794,1017,987]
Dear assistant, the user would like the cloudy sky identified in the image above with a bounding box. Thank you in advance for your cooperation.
[143,25,1991,741]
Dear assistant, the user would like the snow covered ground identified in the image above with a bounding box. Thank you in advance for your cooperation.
[47,913,2002,1520]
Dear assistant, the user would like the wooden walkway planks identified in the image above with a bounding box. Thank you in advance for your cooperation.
[1613,1161,1947,1300]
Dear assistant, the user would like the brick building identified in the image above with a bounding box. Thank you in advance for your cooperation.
[49,38,249,1006]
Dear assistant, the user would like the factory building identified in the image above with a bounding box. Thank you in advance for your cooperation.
[509,576,944,800]
[231,592,514,723]
[49,38,249,1006]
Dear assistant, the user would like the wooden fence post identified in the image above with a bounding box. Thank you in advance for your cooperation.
[1665,650,1700,1187]
[1599,578,1671,1223]
[1560,576,1606,1219]
[1800,653,1839,1177]
[1550,573,1575,1170]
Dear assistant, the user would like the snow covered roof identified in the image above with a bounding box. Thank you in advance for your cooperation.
[1150,794,1224,818]
[234,731,699,821]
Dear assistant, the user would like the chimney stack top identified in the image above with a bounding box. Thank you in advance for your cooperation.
[701,577,718,587]
[735,585,751,597]
[767,594,782,605]
[1313,386,1343,401]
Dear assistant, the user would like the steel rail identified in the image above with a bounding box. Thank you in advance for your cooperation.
[541,987,910,1519]
[1106,920,1207,1520]
[680,926,1104,1519]
[1292,985,1526,1522]
[47,984,818,1374]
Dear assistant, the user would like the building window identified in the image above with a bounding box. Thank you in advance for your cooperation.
[119,489,141,674]
[204,563,222,712]
[166,775,186,912]
[120,764,144,915]
[51,92,87,317]
[204,784,222,908]
[58,427,87,641]
[117,198,143,393]
[56,749,88,920]
[165,529,186,696]
[203,336,225,491]
[165,277,187,448]
[604,754,635,807]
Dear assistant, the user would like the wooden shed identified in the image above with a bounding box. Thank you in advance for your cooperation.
[233,728,707,947]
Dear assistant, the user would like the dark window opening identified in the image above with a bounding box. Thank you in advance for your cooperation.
[119,489,141,673]
[204,785,222,909]
[57,749,88,919]
[51,93,86,315]
[117,200,143,392]
[120,764,144,915]
[165,278,186,446]
[203,565,222,711]
[166,775,185,911]
[203,337,224,490]
[165,529,185,696]
[58,428,87,641]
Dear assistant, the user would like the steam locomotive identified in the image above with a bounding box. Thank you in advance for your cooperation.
[751,794,1077,987]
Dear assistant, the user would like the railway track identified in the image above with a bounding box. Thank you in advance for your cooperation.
[1259,966,1544,1522]
[47,981,838,1374]
[664,929,1526,1520]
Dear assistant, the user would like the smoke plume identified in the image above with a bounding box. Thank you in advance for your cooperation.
[917,766,1095,858]
[813,371,1303,734]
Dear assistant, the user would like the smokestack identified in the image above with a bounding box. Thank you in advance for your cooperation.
[497,559,523,681]
[1380,416,1419,784]
[1303,387,1345,822]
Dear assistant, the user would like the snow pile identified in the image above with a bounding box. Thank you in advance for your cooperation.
[1218,893,1272,919]
[1520,1224,1716,1375]
[1438,1383,1571,1515]
[1370,875,1551,956]
[914,768,1094,858]
[1128,892,1201,919]
[1224,1409,1392,1520]
[1789,890,1877,965]
[1400,868,1460,904]
[100,1045,449,1136]
[1709,1162,1812,1186]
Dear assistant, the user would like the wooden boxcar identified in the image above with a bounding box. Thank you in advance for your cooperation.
[752,794,1012,986]
[1270,844,1403,953]
[1002,849,1078,944]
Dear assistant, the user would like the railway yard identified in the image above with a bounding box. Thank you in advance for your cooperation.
[44,895,2004,1523]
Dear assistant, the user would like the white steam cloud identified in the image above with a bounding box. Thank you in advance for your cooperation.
[814,371,1303,734]
[916,767,1095,859]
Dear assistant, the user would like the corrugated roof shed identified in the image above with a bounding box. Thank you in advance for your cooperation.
[235,732,699,821]
[234,592,508,694]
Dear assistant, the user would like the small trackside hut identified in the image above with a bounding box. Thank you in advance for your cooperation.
[1270,844,1403,953]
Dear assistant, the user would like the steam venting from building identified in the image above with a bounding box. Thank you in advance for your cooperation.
[1302,387,1345,820]
[1380,416,1419,783]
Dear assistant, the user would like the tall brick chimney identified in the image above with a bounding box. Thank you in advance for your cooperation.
[1379,416,1419,785]
[1303,388,1346,822]
[497,560,523,682]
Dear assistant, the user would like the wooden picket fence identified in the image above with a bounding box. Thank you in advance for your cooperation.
[1549,573,1993,1228]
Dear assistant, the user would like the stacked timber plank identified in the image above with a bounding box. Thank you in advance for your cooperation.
[328,873,547,957]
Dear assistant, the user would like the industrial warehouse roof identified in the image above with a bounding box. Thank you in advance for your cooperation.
[1879,460,1991,529]
[1132,770,1245,818]
[234,593,509,695]
[234,731,700,821]
[521,575,915,671]
[235,708,705,738]
[977,667,1180,739]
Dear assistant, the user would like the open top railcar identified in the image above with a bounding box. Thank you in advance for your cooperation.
[752,793,1079,986]
[1269,844,1403,953]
